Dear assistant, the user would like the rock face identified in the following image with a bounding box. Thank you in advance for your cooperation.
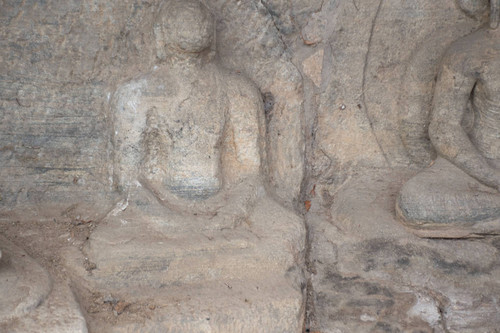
[2,0,500,332]
[61,1,306,331]
[0,235,51,323]
[64,190,305,332]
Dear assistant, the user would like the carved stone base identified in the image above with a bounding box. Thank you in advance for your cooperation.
[64,190,306,332]
[0,235,87,333]
[306,170,500,332]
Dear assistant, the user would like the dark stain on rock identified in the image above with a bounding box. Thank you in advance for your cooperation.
[374,321,401,333]
[364,258,376,272]
[262,91,275,119]
[431,255,481,275]
[346,298,395,309]
[490,237,500,250]
[396,257,410,268]
[364,283,393,298]
[323,269,360,286]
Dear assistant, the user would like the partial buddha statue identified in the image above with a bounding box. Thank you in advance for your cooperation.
[0,235,52,325]
[397,0,500,237]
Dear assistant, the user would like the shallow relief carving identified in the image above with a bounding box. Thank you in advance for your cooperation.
[304,2,500,331]
[5,0,500,331]
[397,0,500,238]
[0,234,87,332]
[63,1,306,331]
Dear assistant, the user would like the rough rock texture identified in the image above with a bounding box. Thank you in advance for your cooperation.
[2,0,500,332]
[306,170,500,332]
[0,0,489,209]
[57,1,306,331]
[0,0,305,210]
[63,191,306,332]
[301,0,482,197]
[210,0,305,204]
[0,235,51,323]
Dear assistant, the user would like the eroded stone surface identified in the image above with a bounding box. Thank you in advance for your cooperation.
[64,192,305,332]
[3,0,500,331]
[397,2,500,237]
[0,235,51,322]
[60,1,306,331]
[0,235,87,333]
[306,170,500,332]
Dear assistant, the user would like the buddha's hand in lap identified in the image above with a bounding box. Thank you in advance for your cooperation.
[194,180,259,229]
[140,173,258,228]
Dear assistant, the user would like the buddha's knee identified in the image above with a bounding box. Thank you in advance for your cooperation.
[397,173,500,224]
[396,178,434,224]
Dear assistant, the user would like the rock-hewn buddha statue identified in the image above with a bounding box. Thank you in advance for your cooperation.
[106,0,271,232]
[397,0,500,237]
[78,0,304,297]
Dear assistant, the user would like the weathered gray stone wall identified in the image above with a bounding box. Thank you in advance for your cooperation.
[0,0,486,214]
[1,0,305,215]
[296,0,481,198]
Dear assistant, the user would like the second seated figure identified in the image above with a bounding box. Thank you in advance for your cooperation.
[397,0,500,237]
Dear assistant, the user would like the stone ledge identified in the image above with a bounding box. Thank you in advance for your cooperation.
[62,194,306,332]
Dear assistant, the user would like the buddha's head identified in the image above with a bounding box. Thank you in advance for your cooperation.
[154,0,215,60]
[456,0,499,28]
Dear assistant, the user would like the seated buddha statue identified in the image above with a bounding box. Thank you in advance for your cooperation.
[80,0,304,291]
[396,0,500,237]
[107,0,267,231]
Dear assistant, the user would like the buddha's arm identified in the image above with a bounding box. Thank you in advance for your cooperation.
[200,76,266,219]
[429,55,500,190]
[222,77,263,185]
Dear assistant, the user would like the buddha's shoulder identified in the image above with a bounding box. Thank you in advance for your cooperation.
[218,67,261,100]
[113,69,181,105]
[114,71,158,96]
[445,29,493,59]
[441,30,493,74]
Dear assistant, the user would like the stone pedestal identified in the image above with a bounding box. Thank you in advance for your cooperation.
[64,189,306,332]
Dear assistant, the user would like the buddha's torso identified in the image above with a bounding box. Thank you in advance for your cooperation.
[138,64,225,200]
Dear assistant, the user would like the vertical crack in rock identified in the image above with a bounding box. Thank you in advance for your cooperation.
[259,0,290,50]
[300,69,321,333]
[296,4,330,330]
[303,221,317,332]
[361,0,391,168]
[352,0,359,11]
[437,302,448,332]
